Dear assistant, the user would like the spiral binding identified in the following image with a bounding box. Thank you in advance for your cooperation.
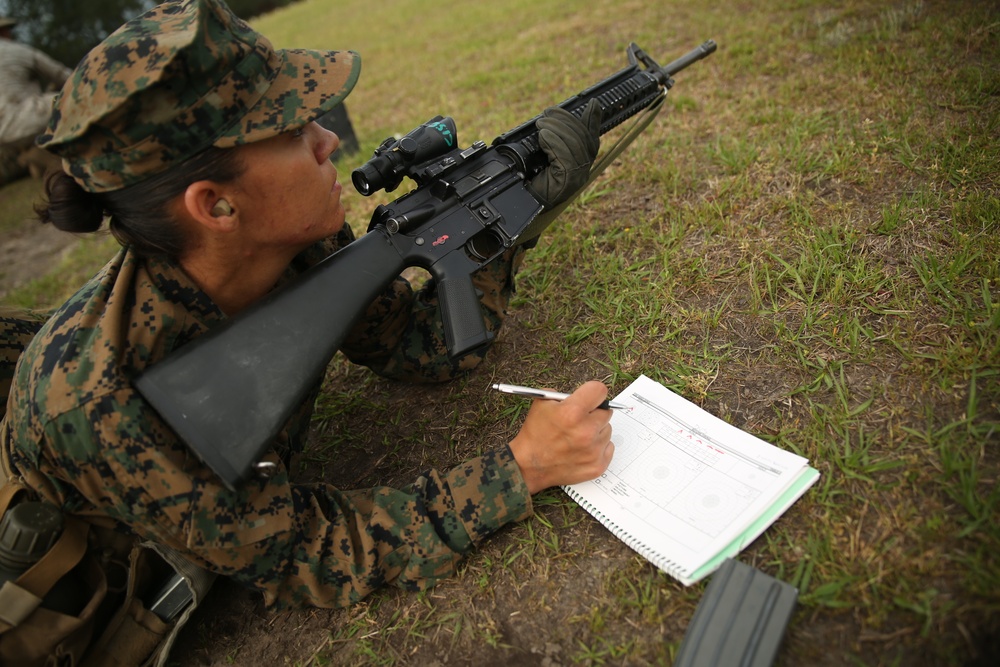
[562,485,691,580]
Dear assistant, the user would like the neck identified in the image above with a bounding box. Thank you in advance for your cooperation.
[179,245,299,316]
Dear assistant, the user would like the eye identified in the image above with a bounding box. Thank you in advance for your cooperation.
[291,127,306,139]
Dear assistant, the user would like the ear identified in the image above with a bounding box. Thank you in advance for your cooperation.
[182,180,238,233]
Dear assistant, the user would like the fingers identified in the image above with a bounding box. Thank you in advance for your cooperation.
[546,381,614,443]
[602,432,616,467]
[539,103,601,160]
[580,100,602,156]
[537,110,598,163]
[509,380,617,494]
[529,105,602,208]
[537,124,589,169]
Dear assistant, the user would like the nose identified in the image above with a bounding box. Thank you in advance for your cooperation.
[314,123,340,163]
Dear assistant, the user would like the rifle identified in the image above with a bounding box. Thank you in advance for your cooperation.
[135,40,717,488]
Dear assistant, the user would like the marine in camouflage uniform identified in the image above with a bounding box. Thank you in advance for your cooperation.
[0,16,71,183]
[0,0,603,611]
[2,224,531,609]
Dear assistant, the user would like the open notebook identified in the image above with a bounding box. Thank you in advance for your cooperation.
[563,375,819,585]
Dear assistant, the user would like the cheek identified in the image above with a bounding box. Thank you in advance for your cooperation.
[259,176,299,215]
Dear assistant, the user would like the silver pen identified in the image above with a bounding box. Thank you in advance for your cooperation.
[492,383,629,410]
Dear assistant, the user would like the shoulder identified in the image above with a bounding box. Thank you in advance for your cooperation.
[12,248,212,423]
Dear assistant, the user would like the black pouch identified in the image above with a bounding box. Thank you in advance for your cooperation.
[82,542,216,667]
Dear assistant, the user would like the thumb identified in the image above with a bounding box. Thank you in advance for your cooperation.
[563,380,610,413]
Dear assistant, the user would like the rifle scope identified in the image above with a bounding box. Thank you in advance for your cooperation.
[352,116,458,196]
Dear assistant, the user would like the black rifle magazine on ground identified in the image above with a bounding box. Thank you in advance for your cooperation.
[673,559,798,667]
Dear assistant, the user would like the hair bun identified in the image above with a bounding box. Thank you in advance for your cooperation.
[38,172,105,234]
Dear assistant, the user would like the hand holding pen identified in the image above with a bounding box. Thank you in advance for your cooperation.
[504,380,617,494]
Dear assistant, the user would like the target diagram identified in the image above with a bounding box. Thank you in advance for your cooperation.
[600,392,777,539]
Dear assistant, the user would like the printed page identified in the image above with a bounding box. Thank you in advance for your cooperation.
[564,375,812,580]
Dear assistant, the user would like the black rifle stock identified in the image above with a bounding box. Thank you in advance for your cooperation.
[135,40,717,488]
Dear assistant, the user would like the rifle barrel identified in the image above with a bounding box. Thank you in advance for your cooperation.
[663,40,717,77]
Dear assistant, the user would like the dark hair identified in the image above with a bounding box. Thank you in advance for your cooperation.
[36,146,245,260]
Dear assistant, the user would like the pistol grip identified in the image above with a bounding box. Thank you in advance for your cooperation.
[437,275,493,358]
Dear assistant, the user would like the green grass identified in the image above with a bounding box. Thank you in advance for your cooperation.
[3,0,998,665]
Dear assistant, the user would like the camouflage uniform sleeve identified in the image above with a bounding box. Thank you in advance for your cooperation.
[281,446,531,608]
[21,389,531,610]
[0,308,53,418]
[339,245,526,383]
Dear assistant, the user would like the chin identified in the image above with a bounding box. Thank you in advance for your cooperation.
[328,215,347,236]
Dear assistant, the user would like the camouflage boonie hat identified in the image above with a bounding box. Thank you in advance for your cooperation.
[36,0,361,193]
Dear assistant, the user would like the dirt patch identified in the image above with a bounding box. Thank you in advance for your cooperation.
[0,217,79,299]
